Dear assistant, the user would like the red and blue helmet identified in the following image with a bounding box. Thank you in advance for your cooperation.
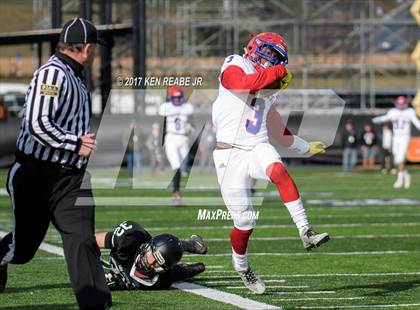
[394,96,409,110]
[243,32,288,69]
[168,86,184,106]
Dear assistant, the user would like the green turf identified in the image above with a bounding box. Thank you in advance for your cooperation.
[0,166,419,309]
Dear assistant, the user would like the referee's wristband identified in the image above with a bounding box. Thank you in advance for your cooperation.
[288,135,309,154]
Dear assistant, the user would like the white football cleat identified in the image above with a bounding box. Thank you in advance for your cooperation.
[393,179,403,189]
[301,226,330,251]
[171,192,182,206]
[236,266,266,294]
[404,174,411,189]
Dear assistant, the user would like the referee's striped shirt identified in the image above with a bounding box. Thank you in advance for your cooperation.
[16,51,91,167]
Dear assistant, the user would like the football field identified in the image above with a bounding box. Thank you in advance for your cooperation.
[0,166,419,310]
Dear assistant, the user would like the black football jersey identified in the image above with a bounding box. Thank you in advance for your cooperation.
[105,221,174,289]
[107,221,152,270]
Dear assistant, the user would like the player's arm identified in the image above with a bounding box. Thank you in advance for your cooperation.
[267,105,294,147]
[221,65,287,93]
[158,103,167,116]
[185,104,196,132]
[98,221,150,251]
[27,67,80,152]
[409,110,420,130]
[95,232,113,249]
[267,106,326,155]
[372,112,391,124]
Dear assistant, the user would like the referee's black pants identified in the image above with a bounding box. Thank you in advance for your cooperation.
[0,159,111,309]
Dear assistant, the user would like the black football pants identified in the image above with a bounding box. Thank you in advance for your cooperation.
[0,161,111,309]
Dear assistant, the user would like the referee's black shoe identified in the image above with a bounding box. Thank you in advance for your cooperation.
[0,264,7,293]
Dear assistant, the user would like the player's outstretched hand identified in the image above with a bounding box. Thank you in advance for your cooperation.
[280,68,292,90]
[308,141,326,155]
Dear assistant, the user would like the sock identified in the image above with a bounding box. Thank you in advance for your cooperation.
[266,162,308,235]
[232,250,248,271]
[230,227,253,271]
[266,162,300,202]
[397,171,404,183]
[403,170,409,178]
[285,199,309,236]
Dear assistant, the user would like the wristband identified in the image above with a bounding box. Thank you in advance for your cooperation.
[289,135,309,154]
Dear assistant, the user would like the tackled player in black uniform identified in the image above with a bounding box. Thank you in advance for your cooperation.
[95,221,207,290]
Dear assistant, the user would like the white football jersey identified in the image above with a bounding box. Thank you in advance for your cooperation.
[212,54,275,150]
[159,102,193,136]
[373,108,420,137]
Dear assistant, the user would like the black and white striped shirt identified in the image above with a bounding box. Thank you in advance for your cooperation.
[16,51,91,167]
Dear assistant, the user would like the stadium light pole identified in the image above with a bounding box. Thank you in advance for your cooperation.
[132,0,146,114]
[81,0,93,92]
[100,0,113,111]
[51,0,62,55]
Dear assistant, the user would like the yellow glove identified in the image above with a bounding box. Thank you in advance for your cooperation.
[280,69,292,90]
[308,141,326,155]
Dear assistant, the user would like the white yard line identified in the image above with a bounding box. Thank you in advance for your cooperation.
[202,279,286,284]
[263,213,420,220]
[32,257,65,261]
[298,303,420,309]
[227,285,309,289]
[197,271,420,279]
[172,282,282,309]
[274,297,365,302]
[0,230,281,310]
[76,196,265,207]
[269,291,336,295]
[306,198,420,206]
[184,250,418,258]
[204,270,239,274]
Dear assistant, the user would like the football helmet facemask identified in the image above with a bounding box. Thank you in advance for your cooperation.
[168,86,184,106]
[130,234,183,281]
[244,32,288,69]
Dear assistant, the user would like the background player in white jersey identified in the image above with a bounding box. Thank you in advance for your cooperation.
[159,86,193,204]
[372,96,420,189]
[212,32,330,294]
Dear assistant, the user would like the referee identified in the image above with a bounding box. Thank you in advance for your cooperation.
[0,18,111,310]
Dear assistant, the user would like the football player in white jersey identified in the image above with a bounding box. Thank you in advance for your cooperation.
[372,96,420,189]
[159,86,194,204]
[212,32,330,294]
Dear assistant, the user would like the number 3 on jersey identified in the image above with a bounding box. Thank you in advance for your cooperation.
[246,98,265,134]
